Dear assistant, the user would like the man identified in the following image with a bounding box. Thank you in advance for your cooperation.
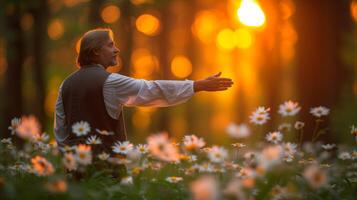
[54,28,233,155]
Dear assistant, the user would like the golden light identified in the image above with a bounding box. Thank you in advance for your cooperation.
[101,5,120,24]
[44,89,58,117]
[192,11,218,44]
[132,110,151,129]
[351,0,357,22]
[136,14,160,36]
[47,19,64,40]
[170,55,192,78]
[237,0,266,27]
[130,0,148,6]
[234,28,253,49]
[131,48,158,78]
[216,28,236,51]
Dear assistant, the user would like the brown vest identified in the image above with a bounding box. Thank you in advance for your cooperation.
[61,64,126,154]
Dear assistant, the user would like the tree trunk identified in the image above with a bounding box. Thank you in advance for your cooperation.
[294,0,351,141]
[1,4,25,138]
[30,0,49,129]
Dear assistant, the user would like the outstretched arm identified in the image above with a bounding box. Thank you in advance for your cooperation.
[193,72,233,92]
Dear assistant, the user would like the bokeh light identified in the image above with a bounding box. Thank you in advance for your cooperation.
[237,0,266,27]
[216,28,236,51]
[192,11,219,44]
[135,14,160,36]
[234,28,253,49]
[47,19,64,40]
[131,48,159,78]
[170,55,192,78]
[132,109,151,129]
[101,5,121,24]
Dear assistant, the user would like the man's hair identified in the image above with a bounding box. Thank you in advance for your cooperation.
[76,28,114,67]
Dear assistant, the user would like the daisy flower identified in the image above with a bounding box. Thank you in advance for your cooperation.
[338,152,351,160]
[62,153,77,171]
[72,121,91,137]
[207,146,228,163]
[321,143,336,150]
[120,176,133,185]
[85,135,102,145]
[278,123,292,132]
[95,129,114,136]
[33,133,49,143]
[250,107,270,125]
[182,135,206,152]
[232,143,246,149]
[31,156,54,176]
[97,152,110,161]
[166,176,183,183]
[226,123,250,139]
[283,142,297,156]
[136,144,149,154]
[303,165,328,188]
[265,131,283,144]
[278,100,301,116]
[310,106,330,118]
[190,176,218,200]
[147,132,180,162]
[16,115,41,140]
[8,117,21,135]
[294,121,305,129]
[112,141,133,154]
[75,144,92,165]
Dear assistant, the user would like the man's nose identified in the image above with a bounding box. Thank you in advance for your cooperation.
[114,46,120,54]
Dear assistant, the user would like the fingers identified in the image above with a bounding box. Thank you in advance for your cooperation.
[213,72,222,77]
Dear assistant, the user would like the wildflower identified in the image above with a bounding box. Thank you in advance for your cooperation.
[259,145,283,169]
[112,141,134,154]
[59,145,76,153]
[303,165,328,188]
[196,163,214,173]
[33,133,49,143]
[98,152,110,161]
[278,100,301,116]
[182,135,206,152]
[250,107,270,125]
[8,117,21,135]
[351,125,357,136]
[95,129,114,136]
[190,176,218,200]
[62,153,77,171]
[236,167,255,179]
[72,121,90,137]
[321,144,336,150]
[1,138,12,144]
[136,144,149,154]
[226,123,250,139]
[283,142,297,156]
[16,115,41,140]
[278,123,292,132]
[45,180,67,193]
[294,121,305,129]
[75,144,92,165]
[232,143,246,149]
[147,132,180,162]
[310,106,330,118]
[207,146,228,163]
[31,156,54,176]
[120,176,133,185]
[85,135,102,145]
[265,131,283,144]
[338,152,351,160]
[166,176,183,183]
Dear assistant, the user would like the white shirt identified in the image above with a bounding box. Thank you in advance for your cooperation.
[54,72,194,142]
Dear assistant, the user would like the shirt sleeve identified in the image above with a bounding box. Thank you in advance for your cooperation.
[54,82,68,143]
[103,73,194,108]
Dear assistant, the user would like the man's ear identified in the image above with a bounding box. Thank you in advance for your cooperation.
[93,48,101,56]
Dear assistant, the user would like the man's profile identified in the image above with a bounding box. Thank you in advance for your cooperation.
[54,28,233,155]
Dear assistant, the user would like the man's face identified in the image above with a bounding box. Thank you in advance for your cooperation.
[96,38,119,68]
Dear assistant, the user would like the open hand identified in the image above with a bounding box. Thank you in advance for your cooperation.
[193,72,234,92]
